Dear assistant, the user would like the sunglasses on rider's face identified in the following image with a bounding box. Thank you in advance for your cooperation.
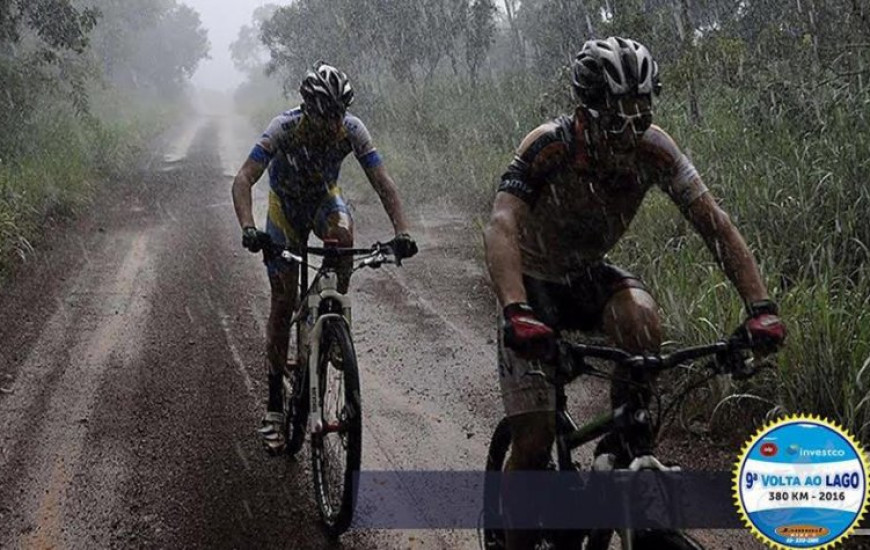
[306,99,345,123]
[309,109,343,125]
[602,110,653,135]
[586,99,653,136]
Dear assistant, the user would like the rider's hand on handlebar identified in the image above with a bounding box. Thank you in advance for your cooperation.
[502,302,557,361]
[242,226,270,253]
[391,233,418,262]
[741,300,786,355]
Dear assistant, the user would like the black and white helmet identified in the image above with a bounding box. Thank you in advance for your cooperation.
[299,62,354,117]
[571,37,661,106]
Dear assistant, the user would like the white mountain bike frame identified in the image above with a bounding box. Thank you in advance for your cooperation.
[280,247,390,436]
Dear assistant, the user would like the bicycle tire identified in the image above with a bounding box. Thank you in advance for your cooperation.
[482,418,585,549]
[311,318,362,538]
[483,418,511,549]
[283,365,307,457]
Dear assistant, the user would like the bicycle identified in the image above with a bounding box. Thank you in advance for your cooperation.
[482,331,765,550]
[260,236,400,538]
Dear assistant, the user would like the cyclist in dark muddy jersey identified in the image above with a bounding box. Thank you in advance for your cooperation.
[231,62,418,454]
[483,37,786,550]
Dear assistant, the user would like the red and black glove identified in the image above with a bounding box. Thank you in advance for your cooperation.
[742,300,786,354]
[502,302,556,361]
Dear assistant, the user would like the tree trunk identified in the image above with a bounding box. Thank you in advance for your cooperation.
[580,0,596,37]
[449,51,460,77]
[677,0,702,124]
[502,0,525,67]
[849,0,870,39]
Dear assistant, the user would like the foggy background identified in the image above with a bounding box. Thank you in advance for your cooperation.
[183,0,273,91]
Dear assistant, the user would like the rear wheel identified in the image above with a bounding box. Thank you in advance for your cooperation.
[311,318,361,538]
[282,363,307,457]
[284,314,310,457]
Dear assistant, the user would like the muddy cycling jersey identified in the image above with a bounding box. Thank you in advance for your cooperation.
[248,107,383,205]
[498,115,709,282]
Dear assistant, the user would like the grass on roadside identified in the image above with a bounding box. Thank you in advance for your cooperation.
[0,89,180,273]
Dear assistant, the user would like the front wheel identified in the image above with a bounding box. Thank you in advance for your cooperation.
[482,418,584,549]
[311,318,362,538]
[482,418,511,549]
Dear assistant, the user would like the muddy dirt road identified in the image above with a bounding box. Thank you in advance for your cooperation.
[0,98,763,549]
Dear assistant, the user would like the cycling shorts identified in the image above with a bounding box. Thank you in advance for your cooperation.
[497,263,648,417]
[264,189,352,276]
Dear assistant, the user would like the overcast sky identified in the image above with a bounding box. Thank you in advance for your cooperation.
[181,0,273,91]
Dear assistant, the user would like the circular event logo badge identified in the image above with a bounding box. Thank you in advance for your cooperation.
[734,414,870,549]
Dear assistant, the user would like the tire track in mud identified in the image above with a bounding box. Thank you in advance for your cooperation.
[1,233,155,549]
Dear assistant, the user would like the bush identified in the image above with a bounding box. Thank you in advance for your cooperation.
[0,88,179,271]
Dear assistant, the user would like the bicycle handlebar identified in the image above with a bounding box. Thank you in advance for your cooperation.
[543,329,760,386]
[255,234,398,271]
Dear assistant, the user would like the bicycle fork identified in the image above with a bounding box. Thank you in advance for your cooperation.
[305,273,352,436]
[598,454,682,550]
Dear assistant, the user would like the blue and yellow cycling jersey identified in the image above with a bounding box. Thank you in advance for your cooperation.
[248,107,383,207]
[248,107,381,267]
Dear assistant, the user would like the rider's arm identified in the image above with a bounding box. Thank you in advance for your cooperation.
[232,116,282,229]
[485,122,564,306]
[484,192,529,306]
[231,157,267,229]
[683,192,769,304]
[363,164,411,235]
[647,126,770,304]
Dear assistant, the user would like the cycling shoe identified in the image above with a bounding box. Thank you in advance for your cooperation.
[258,411,286,455]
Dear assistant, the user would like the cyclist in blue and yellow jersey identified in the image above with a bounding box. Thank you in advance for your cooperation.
[231,62,418,454]
[483,37,786,549]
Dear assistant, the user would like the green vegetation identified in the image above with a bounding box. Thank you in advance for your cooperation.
[240,0,870,440]
[0,0,209,272]
[0,91,180,263]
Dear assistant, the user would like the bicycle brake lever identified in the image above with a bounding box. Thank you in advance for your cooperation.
[731,356,764,381]
[281,251,304,264]
[378,240,400,266]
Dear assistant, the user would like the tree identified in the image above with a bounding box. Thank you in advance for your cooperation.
[0,0,98,54]
[231,4,278,77]
[501,0,526,67]
[261,0,476,90]
[0,0,99,158]
[466,0,497,85]
[86,0,209,95]
[128,4,209,94]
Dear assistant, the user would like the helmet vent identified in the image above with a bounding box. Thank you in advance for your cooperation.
[603,61,622,86]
